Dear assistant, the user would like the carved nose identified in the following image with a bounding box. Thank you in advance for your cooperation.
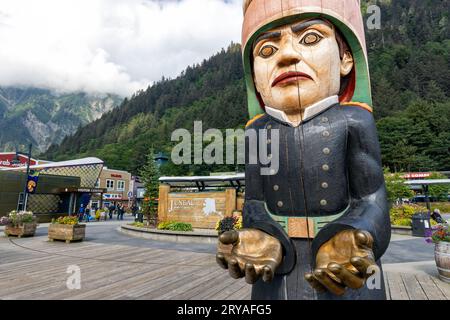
[277,43,301,67]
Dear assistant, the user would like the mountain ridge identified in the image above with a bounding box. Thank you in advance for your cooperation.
[0,87,122,153]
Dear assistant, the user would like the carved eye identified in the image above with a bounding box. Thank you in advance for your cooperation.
[259,45,278,58]
[300,32,323,46]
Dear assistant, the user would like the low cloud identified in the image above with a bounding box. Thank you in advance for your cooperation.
[0,0,242,97]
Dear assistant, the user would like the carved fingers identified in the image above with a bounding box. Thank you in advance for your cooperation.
[305,229,378,296]
[215,229,282,284]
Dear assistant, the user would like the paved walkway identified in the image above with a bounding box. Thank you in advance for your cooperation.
[0,216,448,300]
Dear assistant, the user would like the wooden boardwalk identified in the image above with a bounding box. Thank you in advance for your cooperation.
[0,232,449,300]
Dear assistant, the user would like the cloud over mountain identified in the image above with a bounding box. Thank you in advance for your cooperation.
[0,0,242,96]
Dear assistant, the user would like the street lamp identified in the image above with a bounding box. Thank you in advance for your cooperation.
[14,144,33,211]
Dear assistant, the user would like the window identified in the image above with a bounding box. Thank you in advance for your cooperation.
[106,179,114,191]
[95,179,100,188]
[117,180,125,191]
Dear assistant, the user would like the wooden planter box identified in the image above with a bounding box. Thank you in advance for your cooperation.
[48,224,86,243]
[4,223,37,238]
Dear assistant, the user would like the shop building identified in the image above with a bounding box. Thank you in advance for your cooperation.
[92,167,132,209]
[0,157,105,222]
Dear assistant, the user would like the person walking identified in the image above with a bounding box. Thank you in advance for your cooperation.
[117,204,124,220]
[84,205,91,223]
[108,203,115,220]
[77,204,85,223]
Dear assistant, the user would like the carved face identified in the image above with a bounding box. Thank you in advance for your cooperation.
[252,19,354,116]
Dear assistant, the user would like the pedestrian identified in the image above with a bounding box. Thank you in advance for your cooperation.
[431,209,446,224]
[84,205,91,222]
[77,204,85,222]
[108,204,115,220]
[117,204,125,220]
[132,203,138,221]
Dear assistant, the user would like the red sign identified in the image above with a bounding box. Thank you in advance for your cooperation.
[402,172,431,179]
[0,153,38,168]
[111,174,122,178]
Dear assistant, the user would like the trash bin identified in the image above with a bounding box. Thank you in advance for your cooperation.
[411,212,431,237]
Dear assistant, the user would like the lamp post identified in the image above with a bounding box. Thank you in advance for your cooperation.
[14,144,32,211]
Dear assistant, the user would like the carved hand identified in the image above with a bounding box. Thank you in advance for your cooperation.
[216,229,282,284]
[305,229,378,296]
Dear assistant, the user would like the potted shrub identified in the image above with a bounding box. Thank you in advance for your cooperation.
[426,224,450,283]
[1,211,37,238]
[48,216,86,243]
[215,216,243,254]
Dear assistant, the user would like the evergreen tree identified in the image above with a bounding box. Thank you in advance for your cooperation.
[140,148,160,226]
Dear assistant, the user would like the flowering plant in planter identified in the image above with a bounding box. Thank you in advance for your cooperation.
[426,223,450,283]
[215,216,243,235]
[1,211,37,238]
[51,216,79,225]
[426,224,450,243]
[48,216,85,243]
[0,210,36,227]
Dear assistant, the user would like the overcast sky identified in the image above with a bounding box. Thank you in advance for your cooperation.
[0,0,242,97]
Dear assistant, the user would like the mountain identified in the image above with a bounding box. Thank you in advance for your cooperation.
[45,0,450,174]
[0,87,122,153]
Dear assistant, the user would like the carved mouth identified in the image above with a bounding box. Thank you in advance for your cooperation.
[272,71,313,87]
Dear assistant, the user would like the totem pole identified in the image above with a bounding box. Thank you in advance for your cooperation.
[216,0,391,300]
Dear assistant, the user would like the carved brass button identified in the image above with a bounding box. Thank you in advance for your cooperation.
[321,182,329,189]
[323,148,330,155]
[277,201,283,207]
[322,131,330,137]
[273,185,279,191]
[322,164,330,171]
[267,124,272,130]
[267,139,271,144]
[320,199,327,206]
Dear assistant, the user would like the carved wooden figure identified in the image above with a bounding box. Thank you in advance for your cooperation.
[216,0,391,300]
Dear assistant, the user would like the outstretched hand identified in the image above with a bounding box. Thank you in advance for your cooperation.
[305,229,378,296]
[216,229,282,284]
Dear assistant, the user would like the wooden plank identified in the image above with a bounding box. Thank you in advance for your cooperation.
[191,273,244,300]
[208,278,252,300]
[430,277,450,300]
[383,272,391,300]
[225,283,251,300]
[157,184,171,222]
[385,272,409,300]
[168,268,230,300]
[401,273,427,300]
[225,188,236,217]
[415,274,446,300]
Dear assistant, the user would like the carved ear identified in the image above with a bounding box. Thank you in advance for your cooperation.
[340,50,354,77]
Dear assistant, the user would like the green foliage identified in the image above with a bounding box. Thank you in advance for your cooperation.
[157,221,193,232]
[130,222,145,228]
[384,168,414,203]
[390,204,423,226]
[52,216,79,225]
[140,148,160,224]
[215,216,243,234]
[426,172,450,201]
[421,202,450,214]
